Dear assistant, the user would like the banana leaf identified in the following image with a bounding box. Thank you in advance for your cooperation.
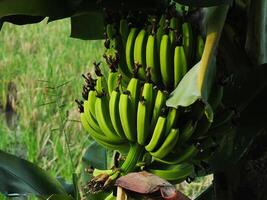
[167,5,229,122]
[0,150,66,196]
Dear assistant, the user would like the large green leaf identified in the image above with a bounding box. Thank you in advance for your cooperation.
[82,141,107,170]
[0,150,66,196]
[71,13,105,40]
[0,0,70,18]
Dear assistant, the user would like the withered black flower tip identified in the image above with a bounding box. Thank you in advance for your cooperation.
[94,61,103,76]
[75,99,84,113]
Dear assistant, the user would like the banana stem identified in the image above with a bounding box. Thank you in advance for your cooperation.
[120,144,145,174]
[197,5,229,93]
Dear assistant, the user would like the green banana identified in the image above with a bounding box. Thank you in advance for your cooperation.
[147,162,195,181]
[190,100,205,121]
[150,128,180,159]
[126,28,139,74]
[137,82,155,145]
[156,14,166,54]
[145,116,167,152]
[120,144,145,174]
[174,45,187,88]
[119,92,137,142]
[127,77,141,110]
[109,89,126,138]
[151,89,167,130]
[133,29,147,79]
[208,83,224,111]
[178,120,197,143]
[107,71,121,95]
[87,90,97,118]
[165,108,179,136]
[119,78,141,141]
[160,34,173,89]
[193,116,212,139]
[95,68,108,96]
[196,35,205,61]
[182,22,193,64]
[119,18,129,49]
[81,113,127,152]
[83,100,102,133]
[146,34,161,84]
[95,94,123,141]
[169,16,179,48]
[106,24,116,39]
[154,145,199,165]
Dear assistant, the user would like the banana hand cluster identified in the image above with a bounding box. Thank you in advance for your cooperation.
[103,8,205,92]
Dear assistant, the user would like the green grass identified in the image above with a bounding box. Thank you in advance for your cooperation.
[0,18,104,185]
[0,18,212,200]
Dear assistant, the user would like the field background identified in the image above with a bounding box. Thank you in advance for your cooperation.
[0,18,211,199]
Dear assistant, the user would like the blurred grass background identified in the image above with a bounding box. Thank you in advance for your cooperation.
[0,18,211,199]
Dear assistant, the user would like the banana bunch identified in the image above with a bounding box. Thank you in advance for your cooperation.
[103,9,205,92]
[76,6,236,195]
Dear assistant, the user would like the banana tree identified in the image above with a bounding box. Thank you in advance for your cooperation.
[0,0,266,199]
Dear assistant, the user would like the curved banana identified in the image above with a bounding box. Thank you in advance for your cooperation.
[156,14,166,54]
[169,16,179,48]
[208,83,224,111]
[196,35,205,61]
[182,22,193,64]
[154,145,199,165]
[83,100,102,133]
[120,144,145,174]
[119,92,137,142]
[160,34,173,89]
[87,90,97,118]
[151,89,166,130]
[150,128,179,159]
[109,89,125,138]
[95,74,108,96]
[137,82,155,145]
[193,116,212,139]
[133,29,147,79]
[106,24,116,39]
[165,108,179,136]
[126,28,139,74]
[174,45,187,88]
[127,77,141,110]
[95,94,123,141]
[145,116,167,152]
[81,113,127,152]
[146,34,161,84]
[119,18,129,49]
[119,78,141,142]
[147,162,194,182]
[178,120,197,143]
[107,71,120,95]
